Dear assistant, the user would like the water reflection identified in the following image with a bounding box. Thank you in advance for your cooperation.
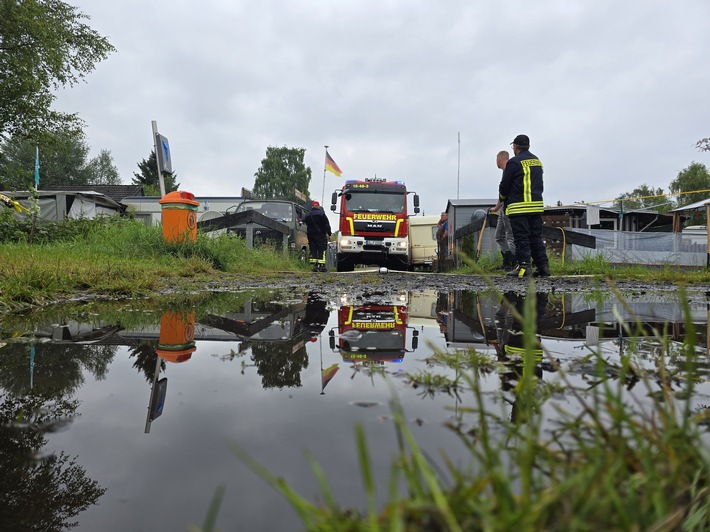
[1,288,709,530]
[328,293,419,364]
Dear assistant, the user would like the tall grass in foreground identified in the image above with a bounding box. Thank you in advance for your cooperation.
[195,286,710,531]
[0,217,307,311]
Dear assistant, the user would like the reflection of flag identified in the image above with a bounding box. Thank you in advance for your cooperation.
[34,146,40,189]
[325,150,342,177]
[321,363,340,392]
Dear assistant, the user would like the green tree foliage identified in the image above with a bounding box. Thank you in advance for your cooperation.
[0,0,116,139]
[0,392,106,529]
[612,184,671,213]
[0,128,119,189]
[669,162,710,207]
[253,146,312,203]
[86,148,121,185]
[131,150,179,196]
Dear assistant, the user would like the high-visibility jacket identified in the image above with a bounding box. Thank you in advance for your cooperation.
[499,150,544,216]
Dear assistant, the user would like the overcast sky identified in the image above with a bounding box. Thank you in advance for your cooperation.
[55,0,710,217]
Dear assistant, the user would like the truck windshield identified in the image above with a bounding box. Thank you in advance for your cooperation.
[345,192,405,214]
[343,330,404,350]
[236,202,293,223]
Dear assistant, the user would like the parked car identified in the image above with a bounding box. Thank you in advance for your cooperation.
[231,200,309,259]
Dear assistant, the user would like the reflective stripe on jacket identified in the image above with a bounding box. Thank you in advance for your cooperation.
[499,150,544,216]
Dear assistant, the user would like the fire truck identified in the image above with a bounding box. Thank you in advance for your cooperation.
[330,178,420,272]
[328,296,419,363]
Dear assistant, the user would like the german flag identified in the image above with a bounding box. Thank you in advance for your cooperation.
[325,150,342,177]
[321,363,340,392]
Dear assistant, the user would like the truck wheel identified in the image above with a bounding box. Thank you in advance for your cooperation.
[336,255,354,272]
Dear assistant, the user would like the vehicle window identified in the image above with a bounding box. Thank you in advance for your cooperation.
[345,192,405,214]
[237,202,293,222]
[431,226,437,240]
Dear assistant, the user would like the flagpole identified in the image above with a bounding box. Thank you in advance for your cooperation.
[319,332,325,395]
[321,145,328,205]
[457,132,460,199]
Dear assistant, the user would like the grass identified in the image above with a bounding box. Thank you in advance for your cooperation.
[0,216,308,312]
[453,252,710,283]
[197,286,710,531]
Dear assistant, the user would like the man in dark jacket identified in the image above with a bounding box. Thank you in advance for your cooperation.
[303,200,331,272]
[498,134,550,278]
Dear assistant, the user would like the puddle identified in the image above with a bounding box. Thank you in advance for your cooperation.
[1,289,709,530]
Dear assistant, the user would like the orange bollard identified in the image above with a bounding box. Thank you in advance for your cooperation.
[158,191,200,243]
[156,310,196,363]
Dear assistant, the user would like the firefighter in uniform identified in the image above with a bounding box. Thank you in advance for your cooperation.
[303,200,331,272]
[498,134,550,278]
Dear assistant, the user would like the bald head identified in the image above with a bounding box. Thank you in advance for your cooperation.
[496,150,509,170]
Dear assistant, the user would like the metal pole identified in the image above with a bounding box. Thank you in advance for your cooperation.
[152,120,166,197]
[457,132,460,199]
[144,354,162,433]
[322,145,328,205]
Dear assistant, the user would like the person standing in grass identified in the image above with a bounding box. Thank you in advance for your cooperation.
[498,134,550,278]
[303,200,331,272]
[490,150,517,272]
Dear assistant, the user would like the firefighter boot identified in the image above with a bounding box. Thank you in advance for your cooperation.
[504,251,518,272]
[506,262,531,278]
[533,263,551,277]
[498,251,508,271]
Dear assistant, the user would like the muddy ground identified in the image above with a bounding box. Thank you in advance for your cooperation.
[196,270,710,305]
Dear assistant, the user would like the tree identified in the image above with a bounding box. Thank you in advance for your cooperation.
[612,184,671,213]
[0,0,116,139]
[86,149,121,185]
[0,393,106,530]
[0,128,106,189]
[668,162,710,207]
[253,146,312,203]
[695,138,710,152]
[131,150,179,196]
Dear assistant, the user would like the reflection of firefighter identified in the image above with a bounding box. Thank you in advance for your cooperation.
[303,200,332,272]
[303,292,330,341]
[494,291,547,361]
[435,292,449,336]
[494,291,549,424]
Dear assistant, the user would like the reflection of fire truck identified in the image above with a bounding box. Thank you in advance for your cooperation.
[328,299,419,363]
[330,178,420,271]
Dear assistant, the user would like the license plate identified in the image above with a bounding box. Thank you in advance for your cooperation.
[365,240,382,246]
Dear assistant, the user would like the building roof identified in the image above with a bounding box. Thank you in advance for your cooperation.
[41,184,144,202]
[669,198,710,213]
[445,199,497,211]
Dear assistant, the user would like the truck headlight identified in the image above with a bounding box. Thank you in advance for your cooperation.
[396,241,407,248]
[340,238,351,247]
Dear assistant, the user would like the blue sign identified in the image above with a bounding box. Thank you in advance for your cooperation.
[156,134,172,174]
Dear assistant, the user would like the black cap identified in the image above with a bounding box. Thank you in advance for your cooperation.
[511,134,530,147]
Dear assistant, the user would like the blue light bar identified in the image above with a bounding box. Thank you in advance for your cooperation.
[345,180,357,184]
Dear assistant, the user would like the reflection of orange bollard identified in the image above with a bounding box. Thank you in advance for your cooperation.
[156,310,196,363]
[158,191,200,243]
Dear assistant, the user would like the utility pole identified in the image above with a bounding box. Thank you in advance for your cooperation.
[457,132,460,199]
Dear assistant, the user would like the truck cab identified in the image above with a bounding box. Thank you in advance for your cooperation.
[232,200,309,258]
[330,178,419,271]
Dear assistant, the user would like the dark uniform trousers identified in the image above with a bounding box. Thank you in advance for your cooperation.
[308,234,327,267]
[508,214,548,269]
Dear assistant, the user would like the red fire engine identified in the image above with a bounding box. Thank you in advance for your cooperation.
[330,178,419,272]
